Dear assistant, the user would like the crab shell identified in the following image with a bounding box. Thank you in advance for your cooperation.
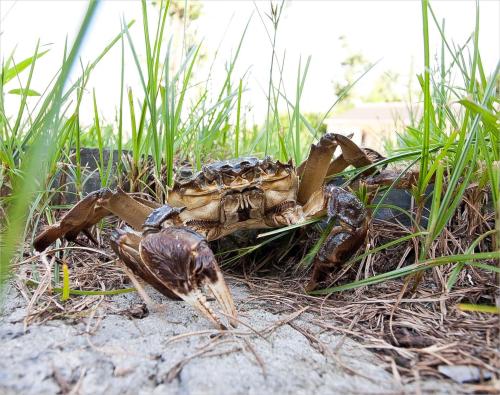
[167,157,301,240]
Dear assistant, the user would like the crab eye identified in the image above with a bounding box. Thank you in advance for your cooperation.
[179,168,193,178]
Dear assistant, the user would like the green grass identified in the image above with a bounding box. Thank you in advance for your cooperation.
[315,0,499,298]
[1,0,102,288]
[0,0,498,309]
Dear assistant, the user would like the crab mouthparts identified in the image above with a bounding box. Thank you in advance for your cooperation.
[175,276,237,329]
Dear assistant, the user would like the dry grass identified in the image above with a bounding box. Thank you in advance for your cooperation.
[10,183,499,390]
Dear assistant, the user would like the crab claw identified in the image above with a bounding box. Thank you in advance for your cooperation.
[112,226,237,329]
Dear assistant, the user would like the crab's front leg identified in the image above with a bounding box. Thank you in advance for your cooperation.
[33,188,159,251]
[302,185,368,292]
[111,206,237,329]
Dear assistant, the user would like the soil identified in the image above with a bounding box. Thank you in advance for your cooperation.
[0,281,462,395]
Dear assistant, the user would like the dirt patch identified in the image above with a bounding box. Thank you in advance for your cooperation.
[1,280,465,395]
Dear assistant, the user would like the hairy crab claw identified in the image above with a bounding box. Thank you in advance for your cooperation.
[110,226,237,329]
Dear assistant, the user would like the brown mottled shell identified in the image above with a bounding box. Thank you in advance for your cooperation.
[172,157,294,195]
[168,157,298,222]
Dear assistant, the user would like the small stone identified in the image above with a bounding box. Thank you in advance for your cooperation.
[438,365,493,383]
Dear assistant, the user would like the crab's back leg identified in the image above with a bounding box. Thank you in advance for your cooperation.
[34,188,155,251]
[99,188,155,229]
[297,133,385,205]
[325,135,385,178]
[297,134,338,204]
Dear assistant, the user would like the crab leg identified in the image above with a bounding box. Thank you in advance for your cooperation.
[356,168,421,191]
[297,134,338,204]
[297,133,385,205]
[326,136,385,178]
[34,188,155,252]
[327,134,372,172]
[119,261,162,313]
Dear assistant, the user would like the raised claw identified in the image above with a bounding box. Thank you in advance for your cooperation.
[297,133,385,205]
[304,185,368,292]
[111,226,237,329]
[297,133,338,204]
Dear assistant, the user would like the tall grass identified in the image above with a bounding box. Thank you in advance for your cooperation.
[0,0,102,289]
[313,0,499,296]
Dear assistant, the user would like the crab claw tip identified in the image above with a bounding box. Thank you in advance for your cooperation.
[207,275,238,328]
[176,289,228,330]
[175,273,237,329]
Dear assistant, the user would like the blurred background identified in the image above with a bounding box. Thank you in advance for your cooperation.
[1,0,499,152]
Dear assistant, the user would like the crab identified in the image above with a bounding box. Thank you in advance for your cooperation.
[34,133,392,329]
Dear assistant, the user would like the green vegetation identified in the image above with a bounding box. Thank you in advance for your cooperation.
[314,0,499,303]
[0,0,498,314]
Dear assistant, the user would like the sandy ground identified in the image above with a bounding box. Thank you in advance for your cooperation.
[0,281,460,395]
